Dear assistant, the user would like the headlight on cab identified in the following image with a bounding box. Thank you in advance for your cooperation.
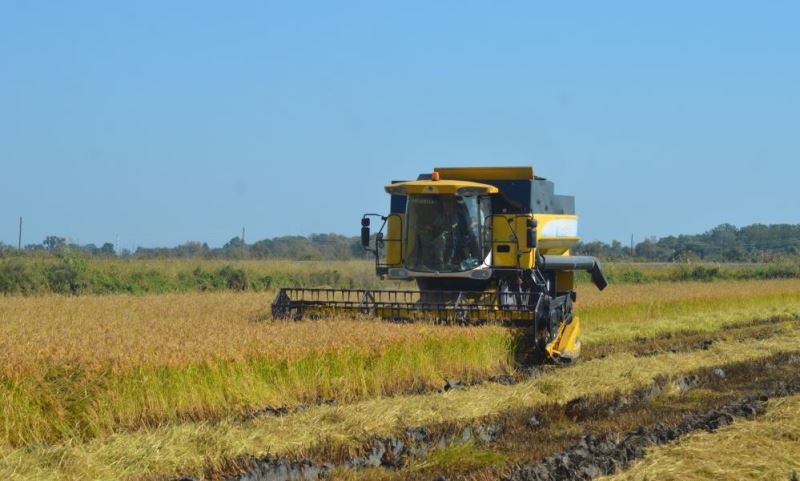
[469,269,492,280]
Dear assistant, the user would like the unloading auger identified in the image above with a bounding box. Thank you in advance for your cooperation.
[272,166,607,360]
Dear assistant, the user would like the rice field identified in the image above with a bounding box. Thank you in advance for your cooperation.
[1,270,799,480]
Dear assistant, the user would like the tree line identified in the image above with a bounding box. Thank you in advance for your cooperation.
[0,233,366,260]
[573,223,800,262]
[1,223,799,262]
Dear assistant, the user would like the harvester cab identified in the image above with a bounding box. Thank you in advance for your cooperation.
[273,166,607,361]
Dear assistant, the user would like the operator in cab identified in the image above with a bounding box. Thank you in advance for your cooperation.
[406,195,483,272]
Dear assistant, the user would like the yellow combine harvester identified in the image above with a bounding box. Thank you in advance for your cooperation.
[272,166,607,360]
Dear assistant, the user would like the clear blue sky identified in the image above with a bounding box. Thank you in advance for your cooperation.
[2,1,798,250]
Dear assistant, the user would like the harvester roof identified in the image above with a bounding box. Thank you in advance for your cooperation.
[384,179,498,196]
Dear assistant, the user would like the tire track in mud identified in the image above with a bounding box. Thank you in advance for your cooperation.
[187,350,800,481]
[503,396,772,481]
[235,315,796,424]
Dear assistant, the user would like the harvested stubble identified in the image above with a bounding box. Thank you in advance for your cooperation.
[602,393,800,481]
[2,329,800,480]
[314,351,800,481]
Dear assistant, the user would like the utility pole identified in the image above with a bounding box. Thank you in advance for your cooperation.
[18,216,22,250]
[630,234,634,257]
[241,226,245,244]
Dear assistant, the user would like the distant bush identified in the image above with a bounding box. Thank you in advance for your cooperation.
[0,259,46,294]
[249,275,273,291]
[670,265,723,282]
[4,256,798,296]
[218,266,247,291]
[617,270,648,284]
[664,263,800,283]
[308,269,342,287]
[127,270,172,293]
[735,264,800,280]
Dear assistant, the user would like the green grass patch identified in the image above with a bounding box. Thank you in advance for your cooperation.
[3,254,800,296]
[410,441,508,471]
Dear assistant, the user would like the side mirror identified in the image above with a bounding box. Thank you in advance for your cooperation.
[361,217,370,248]
[526,219,537,249]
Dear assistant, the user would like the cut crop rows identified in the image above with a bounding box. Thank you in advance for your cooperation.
[1,278,799,480]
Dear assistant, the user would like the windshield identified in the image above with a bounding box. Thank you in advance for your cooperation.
[405,195,490,273]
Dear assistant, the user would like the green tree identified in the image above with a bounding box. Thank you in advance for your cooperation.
[99,243,116,256]
[43,236,66,252]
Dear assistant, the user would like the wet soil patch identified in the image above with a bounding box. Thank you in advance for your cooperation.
[504,395,769,481]
[488,351,800,481]
[194,350,800,481]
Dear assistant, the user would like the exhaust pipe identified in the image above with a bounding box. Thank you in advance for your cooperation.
[539,255,608,291]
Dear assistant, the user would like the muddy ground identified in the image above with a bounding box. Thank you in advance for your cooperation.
[183,347,800,481]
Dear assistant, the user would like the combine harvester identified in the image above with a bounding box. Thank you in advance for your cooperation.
[273,167,607,360]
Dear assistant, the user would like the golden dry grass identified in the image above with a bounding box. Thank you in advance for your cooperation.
[2,278,800,480]
[0,280,799,450]
[578,278,800,313]
[2,331,800,481]
[0,292,507,373]
[2,279,799,374]
[0,292,515,446]
[602,394,800,481]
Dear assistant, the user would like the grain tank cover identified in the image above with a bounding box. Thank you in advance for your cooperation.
[432,166,575,215]
[435,166,534,181]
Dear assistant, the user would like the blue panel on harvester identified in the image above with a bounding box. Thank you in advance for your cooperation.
[390,194,407,214]
[476,180,532,213]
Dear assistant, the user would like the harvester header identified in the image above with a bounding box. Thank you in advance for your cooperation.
[273,166,607,361]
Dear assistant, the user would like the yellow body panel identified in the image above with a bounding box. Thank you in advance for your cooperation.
[555,271,575,292]
[533,213,579,255]
[491,214,536,268]
[514,215,535,268]
[546,316,581,360]
[537,237,581,253]
[384,214,403,266]
[491,213,579,268]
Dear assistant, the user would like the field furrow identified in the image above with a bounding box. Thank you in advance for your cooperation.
[2,278,799,480]
[2,322,799,480]
[316,351,800,481]
[600,394,800,481]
